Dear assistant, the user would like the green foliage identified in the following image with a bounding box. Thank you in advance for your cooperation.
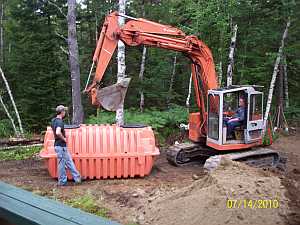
[86,105,188,144]
[64,194,109,218]
[284,105,300,120]
[0,119,14,137]
[1,0,300,133]
[263,129,281,145]
[0,146,41,161]
[87,105,188,129]
[3,0,70,131]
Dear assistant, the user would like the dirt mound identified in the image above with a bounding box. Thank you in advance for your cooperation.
[141,158,289,225]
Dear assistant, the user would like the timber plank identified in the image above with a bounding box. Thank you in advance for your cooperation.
[0,181,120,225]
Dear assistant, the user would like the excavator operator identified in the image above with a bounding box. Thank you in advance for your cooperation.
[224,97,246,139]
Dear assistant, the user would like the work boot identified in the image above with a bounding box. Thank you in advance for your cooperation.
[57,182,68,187]
[74,177,83,185]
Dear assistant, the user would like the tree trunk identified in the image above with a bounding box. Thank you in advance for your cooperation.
[67,0,84,125]
[186,73,193,111]
[226,24,238,86]
[275,63,284,128]
[0,66,24,136]
[273,63,288,130]
[167,54,177,107]
[116,0,126,126]
[0,94,19,136]
[217,21,225,87]
[0,2,4,65]
[95,11,98,43]
[139,46,147,112]
[217,61,222,86]
[139,0,146,112]
[283,55,289,109]
[263,20,290,132]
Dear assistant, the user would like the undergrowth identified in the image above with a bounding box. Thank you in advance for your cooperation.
[86,104,189,144]
[64,194,109,218]
[0,146,41,160]
[0,119,14,138]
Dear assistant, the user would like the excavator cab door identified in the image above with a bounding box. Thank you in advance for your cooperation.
[207,91,223,145]
[207,88,245,146]
[245,90,264,143]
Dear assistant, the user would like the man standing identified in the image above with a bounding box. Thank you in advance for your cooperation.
[51,105,81,186]
[225,97,246,139]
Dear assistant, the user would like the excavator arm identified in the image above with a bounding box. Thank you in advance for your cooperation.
[86,11,219,137]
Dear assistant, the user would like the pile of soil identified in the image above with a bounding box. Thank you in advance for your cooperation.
[140,158,289,225]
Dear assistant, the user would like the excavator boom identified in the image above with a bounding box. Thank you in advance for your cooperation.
[86,12,218,138]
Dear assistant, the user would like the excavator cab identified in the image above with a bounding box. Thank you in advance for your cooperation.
[206,86,264,151]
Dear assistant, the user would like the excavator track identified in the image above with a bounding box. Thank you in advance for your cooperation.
[166,143,213,166]
[166,143,281,170]
[203,148,280,171]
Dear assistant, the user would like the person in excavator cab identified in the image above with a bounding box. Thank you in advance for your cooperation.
[224,97,246,139]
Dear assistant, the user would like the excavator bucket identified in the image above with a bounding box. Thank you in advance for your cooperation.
[96,78,131,111]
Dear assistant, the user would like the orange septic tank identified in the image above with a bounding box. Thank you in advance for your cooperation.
[40,124,159,179]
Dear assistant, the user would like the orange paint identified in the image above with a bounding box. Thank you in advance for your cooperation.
[87,12,218,126]
[189,112,204,142]
[207,140,261,151]
[40,124,159,179]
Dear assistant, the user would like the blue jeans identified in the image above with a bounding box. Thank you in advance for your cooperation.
[224,118,242,137]
[54,146,81,185]
[227,121,242,137]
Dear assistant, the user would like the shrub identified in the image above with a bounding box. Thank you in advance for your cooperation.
[284,105,300,120]
[86,104,189,144]
[0,119,14,138]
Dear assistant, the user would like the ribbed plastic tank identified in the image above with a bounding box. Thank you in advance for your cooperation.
[40,124,159,179]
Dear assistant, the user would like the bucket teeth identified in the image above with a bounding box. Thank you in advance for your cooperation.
[96,77,131,111]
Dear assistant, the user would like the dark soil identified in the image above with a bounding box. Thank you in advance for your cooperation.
[270,131,300,225]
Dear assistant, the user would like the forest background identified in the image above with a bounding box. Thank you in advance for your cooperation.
[0,0,299,139]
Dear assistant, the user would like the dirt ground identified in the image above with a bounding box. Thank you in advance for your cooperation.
[0,130,300,225]
[270,130,300,225]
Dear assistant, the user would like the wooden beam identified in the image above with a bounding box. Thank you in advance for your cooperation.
[0,181,120,225]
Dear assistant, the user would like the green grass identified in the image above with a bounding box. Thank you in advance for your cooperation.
[0,146,41,161]
[64,194,109,218]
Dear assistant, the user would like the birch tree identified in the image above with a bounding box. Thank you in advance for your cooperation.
[167,53,177,107]
[0,2,3,65]
[217,62,222,86]
[139,0,146,112]
[0,93,19,136]
[186,73,193,111]
[139,46,147,112]
[116,0,126,126]
[67,0,84,125]
[0,66,23,135]
[263,20,290,132]
[283,55,289,108]
[226,24,238,86]
[273,63,288,130]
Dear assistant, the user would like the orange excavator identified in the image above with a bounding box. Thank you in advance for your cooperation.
[85,12,279,169]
